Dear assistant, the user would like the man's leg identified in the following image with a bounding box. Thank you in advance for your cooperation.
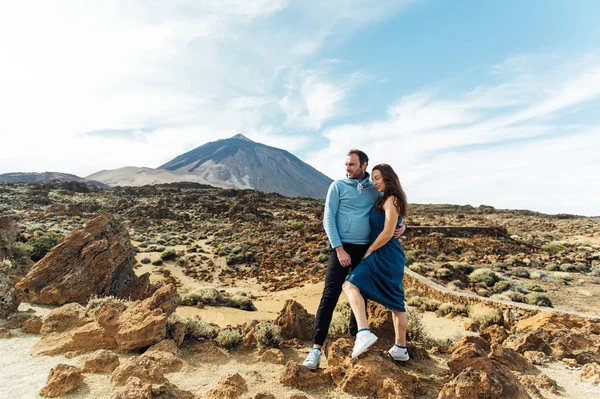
[346,244,370,336]
[312,247,351,347]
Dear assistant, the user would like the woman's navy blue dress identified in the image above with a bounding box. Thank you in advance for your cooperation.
[347,207,406,312]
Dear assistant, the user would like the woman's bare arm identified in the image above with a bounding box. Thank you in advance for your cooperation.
[363,197,399,258]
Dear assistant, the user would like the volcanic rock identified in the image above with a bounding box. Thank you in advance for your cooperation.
[581,362,600,384]
[39,364,83,398]
[326,338,418,398]
[0,327,11,338]
[275,300,314,341]
[204,372,248,399]
[111,356,168,387]
[258,348,285,364]
[16,214,150,305]
[111,376,194,399]
[279,361,331,388]
[81,349,120,373]
[21,315,43,334]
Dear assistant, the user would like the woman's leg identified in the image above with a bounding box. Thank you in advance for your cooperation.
[342,281,368,330]
[391,310,407,346]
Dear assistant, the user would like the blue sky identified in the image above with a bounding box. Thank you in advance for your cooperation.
[1,0,599,215]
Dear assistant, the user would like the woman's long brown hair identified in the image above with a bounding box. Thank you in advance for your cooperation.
[373,163,408,217]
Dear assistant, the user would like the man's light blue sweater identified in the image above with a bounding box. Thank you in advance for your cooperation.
[323,173,380,248]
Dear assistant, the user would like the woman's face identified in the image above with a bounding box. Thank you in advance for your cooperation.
[372,170,386,192]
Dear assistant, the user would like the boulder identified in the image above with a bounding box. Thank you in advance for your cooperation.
[481,325,509,345]
[0,327,11,338]
[81,349,120,373]
[489,344,537,374]
[111,376,194,399]
[581,362,600,384]
[21,316,43,334]
[33,284,179,355]
[16,214,151,305]
[204,373,247,399]
[0,270,24,318]
[39,364,83,398]
[111,356,167,387]
[274,300,314,341]
[279,361,331,388]
[326,338,418,398]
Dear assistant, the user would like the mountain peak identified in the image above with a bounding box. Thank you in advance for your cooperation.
[231,133,253,142]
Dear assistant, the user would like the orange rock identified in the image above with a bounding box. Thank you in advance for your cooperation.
[204,373,248,399]
[274,299,314,341]
[81,349,119,373]
[21,316,43,334]
[110,355,167,387]
[581,362,600,384]
[258,348,285,364]
[279,361,331,388]
[39,364,83,398]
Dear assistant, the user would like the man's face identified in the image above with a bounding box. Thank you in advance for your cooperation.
[345,154,366,179]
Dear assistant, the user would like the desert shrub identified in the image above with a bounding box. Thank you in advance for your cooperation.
[85,295,130,316]
[504,290,526,303]
[151,259,163,266]
[435,303,457,317]
[559,263,578,272]
[524,283,545,292]
[216,328,243,349]
[406,296,426,307]
[405,251,416,266]
[229,295,256,311]
[525,293,553,307]
[29,232,61,261]
[468,304,502,329]
[160,249,178,261]
[422,299,441,312]
[254,322,282,348]
[493,280,512,293]
[434,267,453,279]
[542,242,567,255]
[469,268,499,287]
[140,257,151,264]
[317,253,328,263]
[590,268,600,277]
[180,288,223,306]
[509,268,530,279]
[406,310,428,343]
[185,319,219,340]
[545,263,560,271]
[11,242,33,259]
[0,258,12,271]
[328,301,351,337]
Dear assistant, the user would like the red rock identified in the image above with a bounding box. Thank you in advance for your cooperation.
[21,316,43,334]
[481,325,509,345]
[39,364,83,398]
[204,373,248,399]
[110,355,167,387]
[0,327,11,338]
[279,361,331,388]
[274,299,314,341]
[16,214,151,305]
[489,344,537,374]
[81,349,120,373]
[258,348,285,364]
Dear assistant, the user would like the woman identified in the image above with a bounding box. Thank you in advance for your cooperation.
[342,163,409,361]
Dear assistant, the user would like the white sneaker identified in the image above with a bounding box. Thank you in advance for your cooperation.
[351,331,378,358]
[388,345,409,361]
[303,348,321,370]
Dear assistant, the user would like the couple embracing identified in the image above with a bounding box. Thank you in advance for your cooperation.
[303,149,409,369]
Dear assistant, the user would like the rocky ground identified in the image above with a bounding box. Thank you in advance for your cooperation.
[1,181,600,398]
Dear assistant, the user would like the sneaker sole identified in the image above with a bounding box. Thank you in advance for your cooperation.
[303,363,318,370]
[390,354,410,361]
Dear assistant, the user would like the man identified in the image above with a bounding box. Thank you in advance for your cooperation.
[303,149,405,369]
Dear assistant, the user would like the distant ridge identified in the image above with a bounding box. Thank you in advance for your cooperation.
[0,172,107,188]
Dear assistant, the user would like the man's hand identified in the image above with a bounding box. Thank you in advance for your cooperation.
[335,246,352,267]
[393,223,406,238]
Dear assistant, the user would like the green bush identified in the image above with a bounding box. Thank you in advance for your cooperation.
[151,259,163,266]
[11,242,33,259]
[229,295,257,311]
[160,249,178,261]
[140,257,151,264]
[525,293,553,307]
[407,310,428,343]
[542,242,567,255]
[185,319,219,340]
[422,299,441,312]
[524,283,545,292]
[254,322,282,348]
[85,295,130,316]
[493,280,512,293]
[405,251,416,267]
[215,328,243,349]
[469,268,499,287]
[180,288,223,306]
[468,304,502,329]
[29,232,61,261]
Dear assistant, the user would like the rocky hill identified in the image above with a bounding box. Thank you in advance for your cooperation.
[159,134,332,198]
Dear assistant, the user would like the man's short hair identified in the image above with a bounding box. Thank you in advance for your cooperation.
[348,149,369,167]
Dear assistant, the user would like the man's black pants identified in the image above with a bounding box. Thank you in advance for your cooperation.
[312,243,369,346]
